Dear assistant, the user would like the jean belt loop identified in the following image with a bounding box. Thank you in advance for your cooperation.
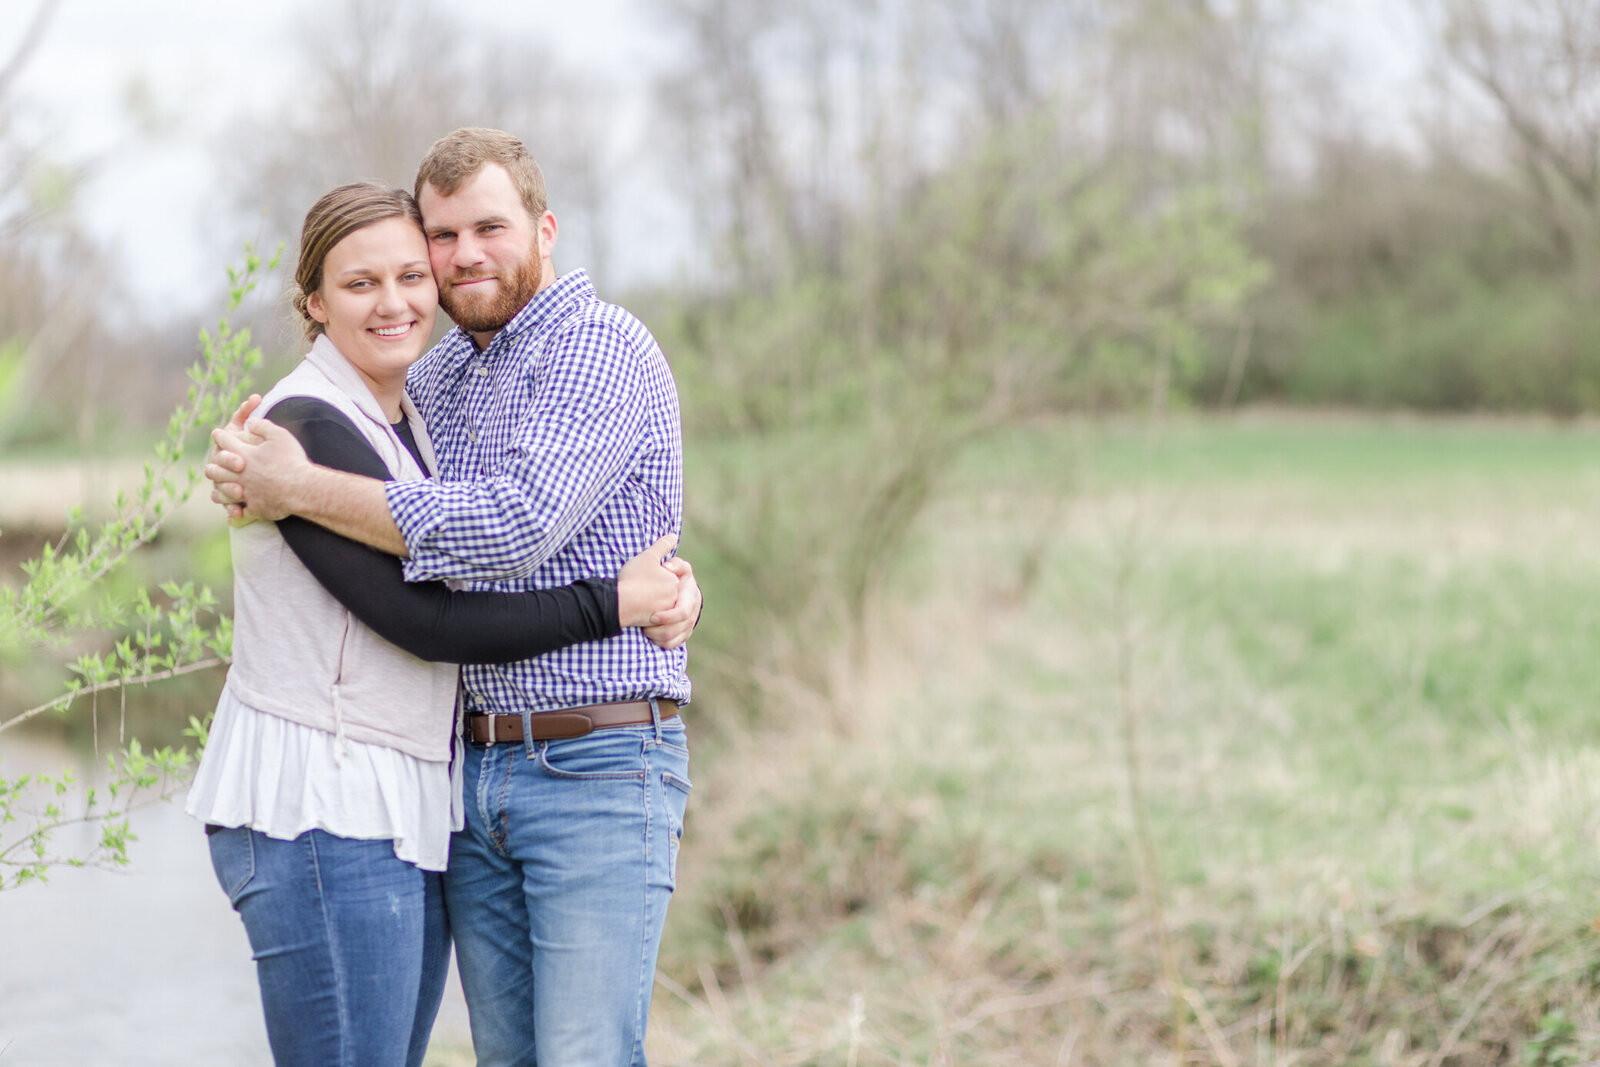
[649,697,663,742]
[521,708,539,757]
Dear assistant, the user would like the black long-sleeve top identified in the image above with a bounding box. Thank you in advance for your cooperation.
[264,396,619,664]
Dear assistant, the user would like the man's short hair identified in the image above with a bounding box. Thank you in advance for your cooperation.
[415,127,548,223]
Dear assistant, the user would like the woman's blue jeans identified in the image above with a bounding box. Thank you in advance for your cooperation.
[208,826,449,1066]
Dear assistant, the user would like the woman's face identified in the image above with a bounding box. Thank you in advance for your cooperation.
[306,216,438,398]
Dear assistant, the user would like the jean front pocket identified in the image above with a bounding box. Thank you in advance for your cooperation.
[207,825,257,906]
[535,729,650,782]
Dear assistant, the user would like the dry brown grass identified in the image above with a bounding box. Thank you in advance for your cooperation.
[644,417,1600,1064]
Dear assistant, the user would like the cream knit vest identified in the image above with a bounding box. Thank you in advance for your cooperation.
[224,335,458,761]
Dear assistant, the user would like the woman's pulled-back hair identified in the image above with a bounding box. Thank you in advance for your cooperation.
[293,182,423,341]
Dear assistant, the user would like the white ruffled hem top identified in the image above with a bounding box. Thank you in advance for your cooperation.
[185,684,461,872]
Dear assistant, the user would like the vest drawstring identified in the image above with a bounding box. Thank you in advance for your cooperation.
[331,683,350,764]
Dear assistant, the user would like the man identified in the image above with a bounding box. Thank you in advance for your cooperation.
[208,127,693,1066]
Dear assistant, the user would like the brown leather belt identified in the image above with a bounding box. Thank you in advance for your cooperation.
[465,699,678,745]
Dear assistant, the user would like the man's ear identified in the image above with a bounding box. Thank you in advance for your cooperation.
[539,211,558,255]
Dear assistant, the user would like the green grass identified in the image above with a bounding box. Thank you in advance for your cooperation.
[14,411,1600,1062]
[956,411,1600,491]
[650,411,1600,1065]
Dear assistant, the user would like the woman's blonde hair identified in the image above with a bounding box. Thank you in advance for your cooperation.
[293,182,423,341]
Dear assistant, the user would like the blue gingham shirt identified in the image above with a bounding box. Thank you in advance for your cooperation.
[387,270,689,714]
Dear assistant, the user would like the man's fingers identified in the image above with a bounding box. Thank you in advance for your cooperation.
[661,557,691,578]
[213,415,287,452]
[205,449,246,475]
[209,480,245,505]
[205,461,243,488]
[210,426,250,458]
[227,394,263,431]
[243,416,301,449]
[648,603,693,627]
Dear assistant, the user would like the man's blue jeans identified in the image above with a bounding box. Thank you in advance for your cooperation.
[444,709,691,1066]
[207,826,449,1067]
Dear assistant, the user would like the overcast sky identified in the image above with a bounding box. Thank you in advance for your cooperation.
[10,0,678,322]
[9,0,1429,326]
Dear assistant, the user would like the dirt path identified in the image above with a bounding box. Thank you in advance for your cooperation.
[0,458,216,533]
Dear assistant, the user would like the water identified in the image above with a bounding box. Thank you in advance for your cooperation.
[0,735,473,1065]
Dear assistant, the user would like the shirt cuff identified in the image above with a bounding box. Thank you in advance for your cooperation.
[385,480,444,581]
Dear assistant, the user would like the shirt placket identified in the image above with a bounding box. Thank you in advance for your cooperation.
[462,351,501,479]
[460,347,521,710]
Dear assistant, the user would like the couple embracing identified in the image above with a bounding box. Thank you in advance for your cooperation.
[187,126,698,1066]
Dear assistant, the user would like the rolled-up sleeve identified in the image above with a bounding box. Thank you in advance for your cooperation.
[392,319,649,583]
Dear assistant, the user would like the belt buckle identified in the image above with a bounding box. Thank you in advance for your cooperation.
[466,711,499,747]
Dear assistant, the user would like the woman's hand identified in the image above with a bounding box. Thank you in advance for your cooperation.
[618,534,682,629]
[643,556,699,650]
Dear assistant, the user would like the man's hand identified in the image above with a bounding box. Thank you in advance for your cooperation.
[207,395,262,523]
[642,553,700,650]
[204,417,312,522]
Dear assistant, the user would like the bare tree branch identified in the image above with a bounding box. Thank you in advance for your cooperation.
[0,0,59,106]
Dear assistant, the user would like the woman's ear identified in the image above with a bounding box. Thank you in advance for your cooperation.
[307,290,329,325]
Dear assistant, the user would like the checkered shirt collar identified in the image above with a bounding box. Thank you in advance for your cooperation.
[432,269,598,375]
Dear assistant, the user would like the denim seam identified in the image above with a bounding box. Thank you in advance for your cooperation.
[306,831,352,1066]
[214,826,258,903]
[634,747,654,1063]
[490,746,513,853]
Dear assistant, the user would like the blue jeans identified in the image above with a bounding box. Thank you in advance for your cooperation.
[444,708,691,1066]
[207,826,450,1067]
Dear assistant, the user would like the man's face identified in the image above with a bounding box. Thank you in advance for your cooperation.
[419,163,551,340]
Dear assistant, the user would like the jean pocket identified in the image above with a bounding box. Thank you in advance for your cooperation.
[653,719,689,760]
[662,772,692,885]
[535,730,649,781]
[207,825,256,906]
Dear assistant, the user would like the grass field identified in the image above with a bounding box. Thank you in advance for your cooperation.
[638,412,1600,1066]
[12,413,1600,1064]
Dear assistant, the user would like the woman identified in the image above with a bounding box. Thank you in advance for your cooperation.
[184,182,694,1066]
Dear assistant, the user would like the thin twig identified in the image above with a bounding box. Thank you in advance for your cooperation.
[0,657,229,734]
[1183,986,1241,1067]
[654,971,773,1066]
[949,983,1100,1036]
[0,0,59,104]
[1275,931,1326,1062]
[0,773,189,869]
[717,897,760,1002]
[1426,924,1541,1067]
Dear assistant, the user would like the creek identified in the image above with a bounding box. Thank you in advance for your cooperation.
[0,733,472,1064]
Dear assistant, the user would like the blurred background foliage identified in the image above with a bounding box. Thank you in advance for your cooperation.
[5,0,1600,448]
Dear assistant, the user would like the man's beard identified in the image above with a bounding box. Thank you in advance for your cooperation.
[439,237,542,334]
